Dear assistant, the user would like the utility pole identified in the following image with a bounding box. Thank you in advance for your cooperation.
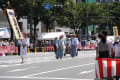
[107,0,109,29]
[30,6,33,43]
[86,0,89,40]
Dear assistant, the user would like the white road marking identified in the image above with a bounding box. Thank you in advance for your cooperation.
[0,76,93,80]
[8,67,38,72]
[25,63,94,77]
[0,65,8,67]
[79,69,94,75]
[0,55,95,69]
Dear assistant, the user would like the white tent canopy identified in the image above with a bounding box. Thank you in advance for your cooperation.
[38,32,66,40]
[0,28,10,38]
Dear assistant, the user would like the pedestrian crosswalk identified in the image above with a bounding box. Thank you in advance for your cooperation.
[0,50,96,68]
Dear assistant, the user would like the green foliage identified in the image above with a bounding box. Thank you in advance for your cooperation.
[1,0,120,32]
[109,2,120,26]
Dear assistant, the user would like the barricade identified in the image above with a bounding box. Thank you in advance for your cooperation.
[0,46,18,56]
[45,46,54,52]
[34,47,37,53]
[77,44,95,50]
[27,48,30,53]
[0,47,5,56]
[42,47,44,52]
[95,58,120,79]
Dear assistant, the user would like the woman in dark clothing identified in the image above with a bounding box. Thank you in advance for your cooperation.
[96,33,110,58]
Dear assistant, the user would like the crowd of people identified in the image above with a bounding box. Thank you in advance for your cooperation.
[0,39,15,46]
[96,30,120,59]
[96,30,120,79]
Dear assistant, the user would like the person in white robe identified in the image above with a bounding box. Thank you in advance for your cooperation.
[18,33,30,63]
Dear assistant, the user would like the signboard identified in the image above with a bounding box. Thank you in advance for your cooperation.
[7,9,24,40]
[106,26,109,30]
[44,3,51,10]
[113,26,118,37]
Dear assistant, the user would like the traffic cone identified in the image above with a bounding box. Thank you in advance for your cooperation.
[34,47,37,53]
[27,48,30,53]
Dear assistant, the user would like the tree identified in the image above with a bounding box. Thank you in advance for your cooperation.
[109,2,120,27]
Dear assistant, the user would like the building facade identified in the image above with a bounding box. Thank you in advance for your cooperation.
[74,0,96,3]
[74,0,120,3]
[0,9,9,28]
[81,0,96,3]
[96,0,120,3]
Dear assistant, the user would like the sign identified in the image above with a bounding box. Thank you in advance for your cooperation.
[7,9,24,40]
[44,3,51,10]
[106,26,109,30]
[113,26,118,37]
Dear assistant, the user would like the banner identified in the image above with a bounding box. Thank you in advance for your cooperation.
[7,9,24,40]
[0,46,18,55]
[113,26,118,37]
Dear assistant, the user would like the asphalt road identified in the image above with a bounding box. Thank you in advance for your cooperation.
[0,50,96,80]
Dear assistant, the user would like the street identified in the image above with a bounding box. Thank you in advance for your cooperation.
[0,50,96,80]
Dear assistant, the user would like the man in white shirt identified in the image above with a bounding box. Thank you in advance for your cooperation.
[113,37,120,59]
[107,40,114,58]
[69,34,78,57]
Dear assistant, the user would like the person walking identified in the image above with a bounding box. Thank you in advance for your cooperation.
[56,35,65,59]
[69,34,78,58]
[81,39,86,50]
[18,33,30,63]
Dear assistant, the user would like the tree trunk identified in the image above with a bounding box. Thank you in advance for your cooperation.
[33,17,39,48]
